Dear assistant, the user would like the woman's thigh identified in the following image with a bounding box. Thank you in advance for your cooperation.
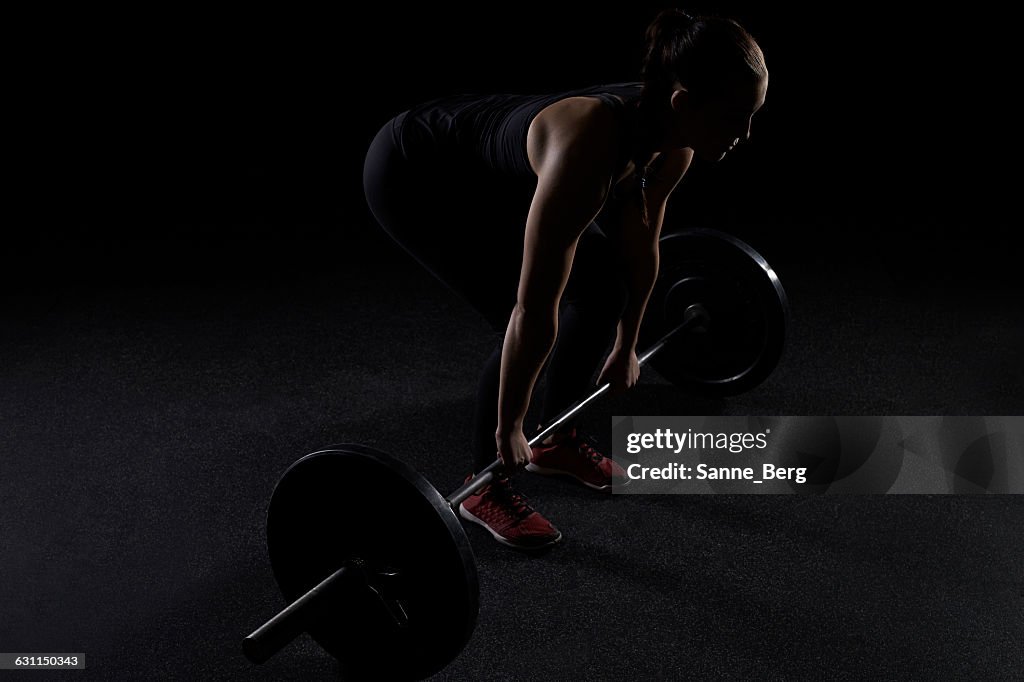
[562,224,627,312]
[364,120,531,329]
[364,118,624,330]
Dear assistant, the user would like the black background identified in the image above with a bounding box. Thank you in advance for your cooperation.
[5,4,1022,679]
[15,2,1020,291]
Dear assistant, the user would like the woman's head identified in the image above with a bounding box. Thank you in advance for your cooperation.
[641,8,767,161]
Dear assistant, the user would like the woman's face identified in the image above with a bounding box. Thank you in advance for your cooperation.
[674,74,767,162]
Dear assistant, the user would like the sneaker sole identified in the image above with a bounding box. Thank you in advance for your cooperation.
[457,503,562,550]
[525,462,630,492]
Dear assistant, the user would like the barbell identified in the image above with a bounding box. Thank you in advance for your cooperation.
[242,228,789,679]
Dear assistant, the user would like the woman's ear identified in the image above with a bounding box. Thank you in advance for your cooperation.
[669,86,689,114]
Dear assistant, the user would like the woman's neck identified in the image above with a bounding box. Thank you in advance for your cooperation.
[634,97,685,154]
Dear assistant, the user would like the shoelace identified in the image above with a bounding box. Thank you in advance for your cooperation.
[575,434,606,464]
[491,477,534,520]
[540,431,607,464]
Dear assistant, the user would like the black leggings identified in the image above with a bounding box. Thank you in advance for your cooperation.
[363,114,628,472]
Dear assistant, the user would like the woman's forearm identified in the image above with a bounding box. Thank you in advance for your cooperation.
[615,244,659,351]
[496,303,558,437]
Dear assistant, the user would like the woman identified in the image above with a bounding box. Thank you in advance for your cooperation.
[363,9,767,549]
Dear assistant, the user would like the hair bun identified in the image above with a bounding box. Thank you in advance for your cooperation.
[641,6,765,106]
[646,8,697,50]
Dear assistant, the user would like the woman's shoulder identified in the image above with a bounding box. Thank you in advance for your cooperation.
[531,81,640,132]
[536,95,622,132]
[527,96,624,175]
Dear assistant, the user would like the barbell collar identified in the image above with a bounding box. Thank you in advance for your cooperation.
[242,564,363,664]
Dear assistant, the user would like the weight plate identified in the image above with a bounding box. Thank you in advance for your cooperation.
[642,228,789,396]
[266,445,478,680]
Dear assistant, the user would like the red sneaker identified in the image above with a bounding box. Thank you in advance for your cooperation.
[527,428,629,492]
[458,474,562,550]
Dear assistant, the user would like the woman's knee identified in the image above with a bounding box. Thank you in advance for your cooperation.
[362,116,406,229]
[564,269,629,322]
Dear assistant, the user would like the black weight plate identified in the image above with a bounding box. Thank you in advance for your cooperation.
[266,444,478,680]
[641,228,788,396]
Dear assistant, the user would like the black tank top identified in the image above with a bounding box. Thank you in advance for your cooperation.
[394,82,644,177]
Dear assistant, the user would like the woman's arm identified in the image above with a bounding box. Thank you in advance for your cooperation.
[598,148,693,390]
[494,101,620,465]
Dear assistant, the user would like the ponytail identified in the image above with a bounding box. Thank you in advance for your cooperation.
[640,7,765,105]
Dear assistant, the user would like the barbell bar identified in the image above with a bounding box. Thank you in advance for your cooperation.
[242,228,789,679]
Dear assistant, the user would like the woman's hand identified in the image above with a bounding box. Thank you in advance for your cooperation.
[596,346,640,393]
[495,428,533,471]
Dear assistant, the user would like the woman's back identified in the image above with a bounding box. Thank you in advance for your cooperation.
[394,82,643,177]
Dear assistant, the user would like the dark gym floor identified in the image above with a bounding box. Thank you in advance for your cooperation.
[2,227,1022,680]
